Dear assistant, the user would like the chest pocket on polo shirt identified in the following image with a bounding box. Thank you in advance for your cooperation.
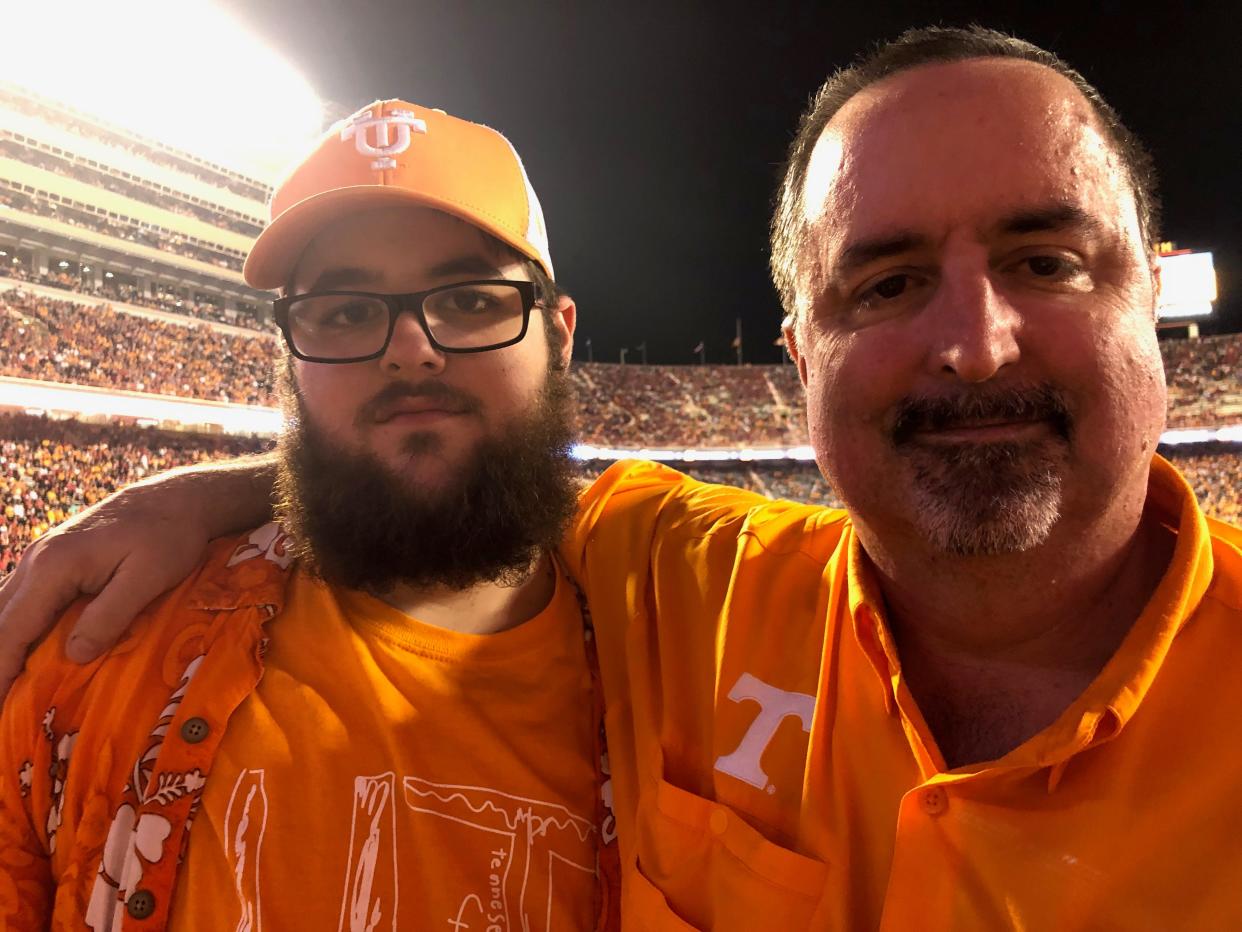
[625,778,828,930]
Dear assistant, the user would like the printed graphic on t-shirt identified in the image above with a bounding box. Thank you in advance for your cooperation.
[222,767,597,932]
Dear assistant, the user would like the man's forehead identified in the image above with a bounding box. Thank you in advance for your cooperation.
[834,57,1091,135]
[290,206,522,293]
[800,57,1123,240]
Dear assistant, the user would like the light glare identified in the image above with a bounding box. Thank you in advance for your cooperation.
[0,0,323,181]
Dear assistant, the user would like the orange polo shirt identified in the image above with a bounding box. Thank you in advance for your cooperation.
[564,455,1242,931]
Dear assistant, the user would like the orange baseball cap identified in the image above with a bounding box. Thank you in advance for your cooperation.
[243,99,554,290]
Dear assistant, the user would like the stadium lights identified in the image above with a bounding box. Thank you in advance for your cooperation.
[0,0,323,181]
[58,260,69,269]
[105,271,114,278]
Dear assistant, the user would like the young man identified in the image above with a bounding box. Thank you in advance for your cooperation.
[4,27,1241,931]
[0,101,618,930]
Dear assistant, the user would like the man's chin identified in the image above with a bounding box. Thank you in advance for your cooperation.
[374,430,479,484]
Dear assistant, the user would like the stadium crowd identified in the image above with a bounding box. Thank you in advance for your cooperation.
[0,138,263,238]
[0,265,266,330]
[1,286,1239,439]
[0,89,270,203]
[0,414,269,577]
[2,414,1238,578]
[1161,334,1242,427]
[570,363,808,447]
[0,185,245,273]
[0,290,274,404]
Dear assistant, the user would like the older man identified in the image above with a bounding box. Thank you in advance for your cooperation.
[3,26,1240,931]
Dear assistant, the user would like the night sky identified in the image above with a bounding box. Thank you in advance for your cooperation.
[218,0,1242,364]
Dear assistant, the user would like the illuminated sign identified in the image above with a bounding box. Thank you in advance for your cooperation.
[1157,251,1217,320]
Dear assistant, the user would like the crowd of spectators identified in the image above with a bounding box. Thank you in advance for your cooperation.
[0,286,1238,441]
[0,290,274,404]
[569,336,1241,446]
[3,414,1237,577]
[1160,334,1242,428]
[0,89,270,203]
[570,364,808,447]
[0,414,269,576]
[1169,446,1242,524]
[0,138,263,238]
[0,265,266,331]
[0,185,244,273]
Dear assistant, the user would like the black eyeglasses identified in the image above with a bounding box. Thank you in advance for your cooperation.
[273,279,538,363]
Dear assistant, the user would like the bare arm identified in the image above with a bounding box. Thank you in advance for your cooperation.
[0,453,277,699]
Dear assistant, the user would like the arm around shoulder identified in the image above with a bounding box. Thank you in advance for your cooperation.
[0,452,279,700]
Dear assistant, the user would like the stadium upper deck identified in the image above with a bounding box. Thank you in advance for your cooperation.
[0,83,271,325]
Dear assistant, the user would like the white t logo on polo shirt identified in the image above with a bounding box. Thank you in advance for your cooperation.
[714,672,815,792]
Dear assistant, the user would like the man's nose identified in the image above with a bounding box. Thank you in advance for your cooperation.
[923,265,1021,383]
[380,307,446,376]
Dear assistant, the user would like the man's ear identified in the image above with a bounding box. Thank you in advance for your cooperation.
[550,295,576,370]
[783,315,810,388]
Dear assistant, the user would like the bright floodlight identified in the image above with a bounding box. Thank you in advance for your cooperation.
[0,0,323,181]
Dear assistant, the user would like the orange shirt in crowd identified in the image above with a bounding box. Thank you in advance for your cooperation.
[0,525,615,931]
[564,455,1242,931]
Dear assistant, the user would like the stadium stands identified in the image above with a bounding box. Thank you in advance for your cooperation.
[1162,335,1242,427]
[1,283,1240,437]
[0,413,268,576]
[0,289,274,404]
[3,413,1238,577]
[0,265,266,331]
[0,139,263,237]
[0,86,271,204]
[0,185,245,272]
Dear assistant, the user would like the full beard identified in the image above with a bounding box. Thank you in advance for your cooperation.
[274,366,580,593]
[890,384,1073,557]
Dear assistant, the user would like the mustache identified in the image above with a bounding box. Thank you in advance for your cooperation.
[891,383,1073,445]
[355,380,483,427]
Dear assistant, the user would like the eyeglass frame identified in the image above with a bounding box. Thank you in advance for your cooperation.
[273,279,540,364]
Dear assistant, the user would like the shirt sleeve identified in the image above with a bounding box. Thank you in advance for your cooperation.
[561,459,770,589]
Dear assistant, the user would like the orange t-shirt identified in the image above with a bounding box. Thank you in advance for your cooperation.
[565,456,1242,931]
[168,566,600,931]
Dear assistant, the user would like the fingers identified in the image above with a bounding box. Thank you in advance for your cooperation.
[0,570,82,704]
[66,558,171,664]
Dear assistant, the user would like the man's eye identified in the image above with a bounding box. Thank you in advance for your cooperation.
[1020,255,1083,279]
[1026,256,1065,276]
[332,303,380,324]
[853,274,912,310]
[871,275,909,299]
[448,290,494,313]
